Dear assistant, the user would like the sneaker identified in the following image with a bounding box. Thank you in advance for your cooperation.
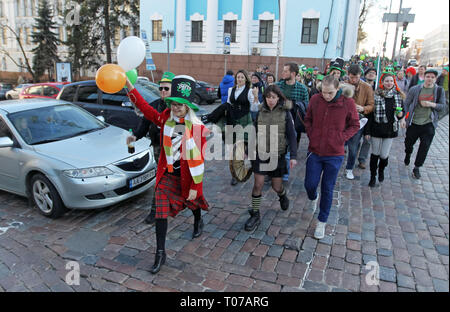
[279,195,289,211]
[345,169,355,180]
[307,198,318,213]
[314,221,326,240]
[412,167,421,179]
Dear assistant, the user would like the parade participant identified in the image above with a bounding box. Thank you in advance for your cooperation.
[266,73,276,86]
[327,58,346,81]
[363,68,377,90]
[344,65,374,177]
[245,85,298,231]
[436,66,449,106]
[304,75,359,239]
[365,73,404,187]
[400,69,446,179]
[276,63,309,182]
[127,72,175,224]
[217,70,235,104]
[126,75,209,274]
[405,66,417,82]
[397,69,409,94]
[408,65,427,90]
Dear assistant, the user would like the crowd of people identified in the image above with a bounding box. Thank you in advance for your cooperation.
[124,55,448,274]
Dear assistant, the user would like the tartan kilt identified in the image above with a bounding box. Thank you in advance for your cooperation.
[155,172,209,219]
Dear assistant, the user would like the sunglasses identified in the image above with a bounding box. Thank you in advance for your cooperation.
[159,87,170,91]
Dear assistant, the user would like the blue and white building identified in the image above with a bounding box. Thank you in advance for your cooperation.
[140,0,361,60]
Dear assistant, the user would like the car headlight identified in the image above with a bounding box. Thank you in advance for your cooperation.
[63,167,114,178]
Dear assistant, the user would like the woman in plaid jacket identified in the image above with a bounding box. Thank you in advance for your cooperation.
[126,75,209,274]
[364,73,405,187]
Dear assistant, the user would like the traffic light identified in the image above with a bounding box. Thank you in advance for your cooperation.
[401,36,410,49]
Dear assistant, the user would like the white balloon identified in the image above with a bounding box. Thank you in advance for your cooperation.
[117,36,146,72]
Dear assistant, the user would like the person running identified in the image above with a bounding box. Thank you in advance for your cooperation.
[126,75,209,274]
[400,69,446,179]
[127,72,175,225]
[304,75,360,240]
[245,85,298,231]
[365,72,405,187]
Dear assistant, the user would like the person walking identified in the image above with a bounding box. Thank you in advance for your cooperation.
[276,63,309,182]
[126,75,209,274]
[245,85,298,231]
[436,66,449,107]
[127,71,175,224]
[218,70,235,105]
[266,73,276,86]
[365,73,405,187]
[408,65,427,90]
[396,69,409,94]
[363,68,377,91]
[344,64,374,177]
[304,75,360,239]
[400,69,446,179]
[251,72,265,121]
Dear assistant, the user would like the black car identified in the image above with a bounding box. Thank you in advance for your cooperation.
[194,81,219,105]
[0,83,13,100]
[57,80,208,133]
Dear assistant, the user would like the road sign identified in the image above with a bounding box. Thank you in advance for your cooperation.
[224,33,231,54]
[382,12,415,23]
[141,30,156,71]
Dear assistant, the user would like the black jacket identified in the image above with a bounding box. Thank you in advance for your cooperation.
[408,74,423,90]
[437,74,448,90]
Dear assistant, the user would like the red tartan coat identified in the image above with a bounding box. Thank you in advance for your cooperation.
[127,88,208,199]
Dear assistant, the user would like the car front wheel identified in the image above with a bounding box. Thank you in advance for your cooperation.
[31,174,67,218]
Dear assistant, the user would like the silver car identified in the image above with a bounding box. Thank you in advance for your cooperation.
[0,99,157,218]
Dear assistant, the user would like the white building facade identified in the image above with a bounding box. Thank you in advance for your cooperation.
[420,24,449,67]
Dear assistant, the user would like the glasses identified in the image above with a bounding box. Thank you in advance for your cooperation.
[159,87,170,91]
[171,102,185,108]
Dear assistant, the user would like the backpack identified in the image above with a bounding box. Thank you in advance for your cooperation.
[291,100,308,134]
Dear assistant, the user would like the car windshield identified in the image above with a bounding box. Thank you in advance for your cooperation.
[134,81,160,101]
[8,104,106,145]
[1,84,13,90]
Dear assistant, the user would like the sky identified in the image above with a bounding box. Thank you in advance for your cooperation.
[359,0,449,56]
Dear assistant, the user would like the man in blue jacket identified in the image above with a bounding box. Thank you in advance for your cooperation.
[218,70,235,104]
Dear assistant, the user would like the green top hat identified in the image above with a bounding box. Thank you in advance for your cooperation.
[159,71,175,84]
[164,75,199,112]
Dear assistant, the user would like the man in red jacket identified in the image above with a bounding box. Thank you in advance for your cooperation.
[304,75,360,239]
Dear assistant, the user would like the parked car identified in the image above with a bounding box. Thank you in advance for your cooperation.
[0,83,14,100]
[194,81,219,105]
[57,80,209,133]
[19,82,70,100]
[407,59,418,67]
[5,83,32,100]
[0,99,157,218]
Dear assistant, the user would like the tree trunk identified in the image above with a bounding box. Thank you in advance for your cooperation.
[104,0,112,63]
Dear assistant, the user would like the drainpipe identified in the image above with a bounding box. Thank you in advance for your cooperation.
[341,0,350,58]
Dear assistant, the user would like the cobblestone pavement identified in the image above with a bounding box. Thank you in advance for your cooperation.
[0,116,448,292]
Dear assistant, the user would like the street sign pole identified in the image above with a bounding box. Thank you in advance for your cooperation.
[392,0,404,61]
[224,33,231,75]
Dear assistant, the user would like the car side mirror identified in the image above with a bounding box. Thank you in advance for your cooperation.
[0,137,14,148]
[96,116,105,122]
[122,101,133,107]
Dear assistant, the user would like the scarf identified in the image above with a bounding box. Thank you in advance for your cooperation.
[163,114,204,184]
[374,88,403,132]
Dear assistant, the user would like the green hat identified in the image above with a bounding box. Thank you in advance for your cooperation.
[444,67,449,72]
[307,68,314,74]
[164,75,199,112]
[159,71,175,84]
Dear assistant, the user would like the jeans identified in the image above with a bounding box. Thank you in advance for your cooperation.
[405,123,435,167]
[346,128,363,170]
[283,152,290,181]
[304,153,344,223]
[358,135,371,164]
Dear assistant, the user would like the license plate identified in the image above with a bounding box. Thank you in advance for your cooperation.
[129,169,155,189]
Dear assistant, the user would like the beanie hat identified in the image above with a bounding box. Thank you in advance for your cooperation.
[405,67,417,76]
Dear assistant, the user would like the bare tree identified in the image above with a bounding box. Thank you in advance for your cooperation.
[0,21,37,81]
[357,0,375,48]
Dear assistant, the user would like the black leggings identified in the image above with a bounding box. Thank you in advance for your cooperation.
[155,209,202,251]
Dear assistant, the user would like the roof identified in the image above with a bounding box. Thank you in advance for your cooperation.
[0,99,70,114]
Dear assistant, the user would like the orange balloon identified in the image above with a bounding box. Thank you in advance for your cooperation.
[95,64,126,94]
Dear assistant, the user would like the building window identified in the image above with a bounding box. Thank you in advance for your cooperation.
[2,27,7,45]
[57,0,63,16]
[26,27,31,45]
[301,18,319,44]
[114,27,121,46]
[15,0,20,16]
[59,27,64,42]
[19,27,24,45]
[224,20,237,43]
[191,21,203,42]
[152,20,162,41]
[258,20,273,43]
[2,57,6,71]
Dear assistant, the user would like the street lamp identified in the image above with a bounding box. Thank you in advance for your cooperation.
[161,30,174,71]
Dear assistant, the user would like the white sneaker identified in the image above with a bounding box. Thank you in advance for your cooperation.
[345,169,355,180]
[314,221,326,240]
[308,198,318,213]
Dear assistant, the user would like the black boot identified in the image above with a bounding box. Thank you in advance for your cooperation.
[279,194,289,211]
[404,153,411,166]
[378,158,388,182]
[244,210,260,232]
[150,250,166,274]
[192,219,204,239]
[369,154,379,188]
[144,208,156,224]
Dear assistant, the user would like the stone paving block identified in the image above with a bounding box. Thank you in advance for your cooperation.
[432,278,449,292]
[379,266,397,283]
[267,245,284,258]
[296,249,314,264]
[435,245,449,256]
[397,274,415,289]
